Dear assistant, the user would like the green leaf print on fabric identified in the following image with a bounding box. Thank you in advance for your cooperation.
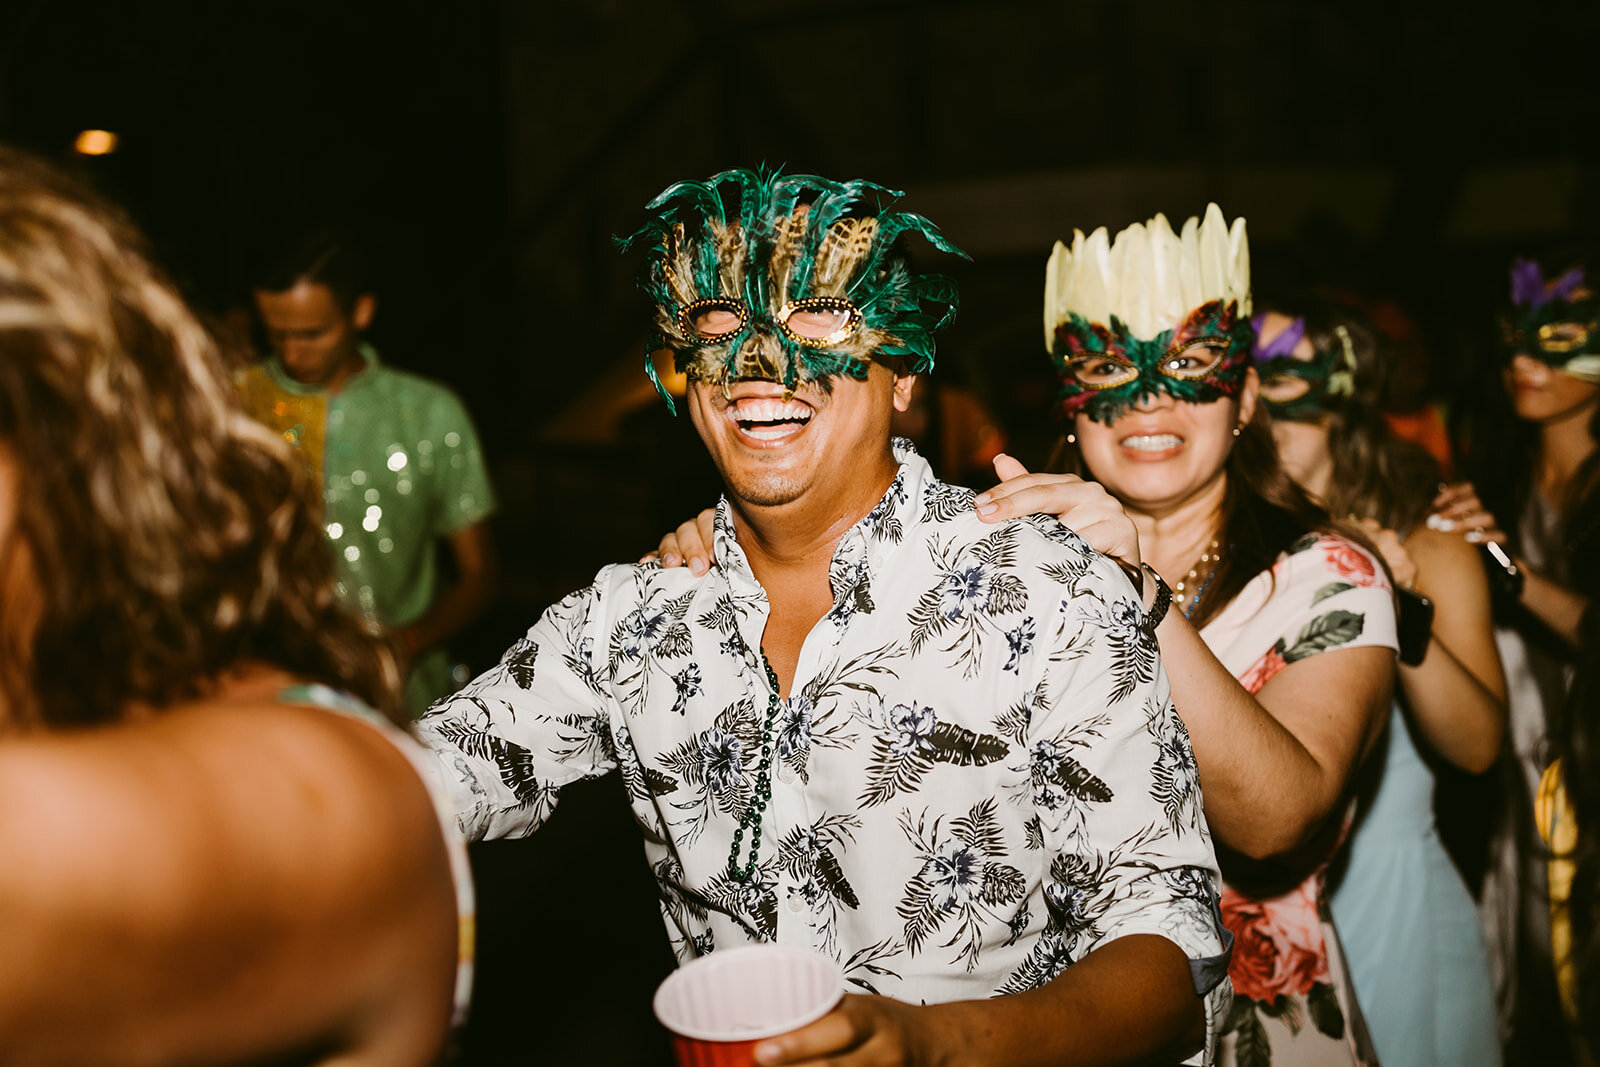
[1258,993,1304,1033]
[1234,1005,1272,1067]
[1309,581,1355,607]
[1307,980,1345,1039]
[1281,610,1366,663]
[1225,992,1252,1034]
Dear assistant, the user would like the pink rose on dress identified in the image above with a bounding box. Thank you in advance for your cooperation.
[1219,882,1330,1006]
[1237,645,1288,694]
[1322,539,1383,589]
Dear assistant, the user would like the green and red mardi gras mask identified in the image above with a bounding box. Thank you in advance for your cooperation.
[1501,257,1600,383]
[1251,314,1357,422]
[1050,299,1254,424]
[620,168,968,413]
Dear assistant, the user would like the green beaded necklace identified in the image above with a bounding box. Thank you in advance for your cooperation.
[727,653,782,883]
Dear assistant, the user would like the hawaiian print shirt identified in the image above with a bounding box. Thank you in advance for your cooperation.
[417,442,1231,1063]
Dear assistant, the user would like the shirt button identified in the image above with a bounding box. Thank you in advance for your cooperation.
[787,894,806,914]
[778,764,796,785]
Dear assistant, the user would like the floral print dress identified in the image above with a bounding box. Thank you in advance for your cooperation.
[1199,535,1398,1067]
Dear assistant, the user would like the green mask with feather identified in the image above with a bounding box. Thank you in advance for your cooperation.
[620,169,968,413]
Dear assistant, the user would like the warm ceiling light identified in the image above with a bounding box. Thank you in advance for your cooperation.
[74,130,118,156]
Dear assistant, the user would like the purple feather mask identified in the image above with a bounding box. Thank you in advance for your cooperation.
[1502,257,1600,382]
[1510,257,1585,310]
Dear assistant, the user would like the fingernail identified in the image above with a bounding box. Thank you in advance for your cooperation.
[663,553,680,567]
[1425,515,1453,531]
[977,501,997,516]
[689,558,707,576]
[974,492,991,505]
[1465,529,1486,543]
[753,1042,781,1065]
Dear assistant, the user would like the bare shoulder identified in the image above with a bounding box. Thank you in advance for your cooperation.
[1405,526,1486,601]
[0,700,458,1064]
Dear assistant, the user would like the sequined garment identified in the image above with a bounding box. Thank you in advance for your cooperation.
[236,344,496,712]
[418,442,1233,1065]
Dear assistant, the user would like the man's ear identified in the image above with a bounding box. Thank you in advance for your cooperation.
[351,293,377,331]
[892,373,918,413]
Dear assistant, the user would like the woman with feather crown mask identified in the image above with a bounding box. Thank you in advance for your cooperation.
[653,204,1400,1065]
[985,205,1399,1066]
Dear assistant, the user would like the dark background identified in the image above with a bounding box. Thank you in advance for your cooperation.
[5,1,1598,1062]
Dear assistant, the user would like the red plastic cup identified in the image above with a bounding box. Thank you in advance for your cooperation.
[653,944,845,1067]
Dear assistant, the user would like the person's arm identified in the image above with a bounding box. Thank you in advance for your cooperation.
[1518,566,1591,647]
[976,461,1394,859]
[755,935,1201,1066]
[1432,480,1591,646]
[1394,526,1507,772]
[414,571,620,842]
[1149,601,1393,857]
[398,520,499,657]
[0,702,458,1066]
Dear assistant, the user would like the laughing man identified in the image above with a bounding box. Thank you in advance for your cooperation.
[417,170,1231,1066]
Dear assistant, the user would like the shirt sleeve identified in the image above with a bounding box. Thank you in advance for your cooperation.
[424,387,496,535]
[1234,535,1398,694]
[1031,551,1231,1065]
[413,571,618,842]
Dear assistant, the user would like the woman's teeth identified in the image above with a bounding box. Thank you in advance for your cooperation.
[1119,434,1183,451]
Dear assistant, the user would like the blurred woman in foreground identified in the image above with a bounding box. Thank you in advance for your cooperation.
[0,147,470,1064]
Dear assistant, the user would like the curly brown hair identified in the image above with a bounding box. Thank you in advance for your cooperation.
[0,147,403,728]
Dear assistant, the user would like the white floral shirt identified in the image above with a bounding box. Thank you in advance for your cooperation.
[417,442,1230,1062]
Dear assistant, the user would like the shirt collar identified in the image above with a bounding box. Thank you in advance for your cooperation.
[261,341,380,397]
[710,438,933,604]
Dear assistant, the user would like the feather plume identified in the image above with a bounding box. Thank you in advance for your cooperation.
[1043,204,1251,347]
[624,167,967,399]
[812,218,879,297]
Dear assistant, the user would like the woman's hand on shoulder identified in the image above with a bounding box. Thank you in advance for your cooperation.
[1428,481,1507,545]
[641,508,718,575]
[974,454,1142,568]
[1353,518,1417,589]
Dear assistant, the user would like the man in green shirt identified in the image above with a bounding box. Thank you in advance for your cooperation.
[239,230,498,714]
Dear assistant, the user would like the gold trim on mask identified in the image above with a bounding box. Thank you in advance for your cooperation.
[678,298,749,343]
[776,296,864,348]
[1538,320,1594,354]
[1161,336,1231,379]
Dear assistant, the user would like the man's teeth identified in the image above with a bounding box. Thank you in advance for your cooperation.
[1119,434,1183,451]
[731,398,814,427]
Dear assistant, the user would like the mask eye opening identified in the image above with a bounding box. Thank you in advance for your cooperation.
[777,296,863,347]
[1537,320,1593,355]
[1159,335,1229,380]
[1064,353,1140,391]
[680,298,749,343]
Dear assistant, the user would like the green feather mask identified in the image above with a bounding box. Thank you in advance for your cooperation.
[620,168,968,412]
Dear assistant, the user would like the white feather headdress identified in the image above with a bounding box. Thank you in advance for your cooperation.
[1043,203,1251,348]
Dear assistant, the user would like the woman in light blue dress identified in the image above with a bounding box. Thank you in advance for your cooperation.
[1255,301,1505,1066]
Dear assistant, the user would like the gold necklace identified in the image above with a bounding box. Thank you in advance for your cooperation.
[1172,538,1222,619]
